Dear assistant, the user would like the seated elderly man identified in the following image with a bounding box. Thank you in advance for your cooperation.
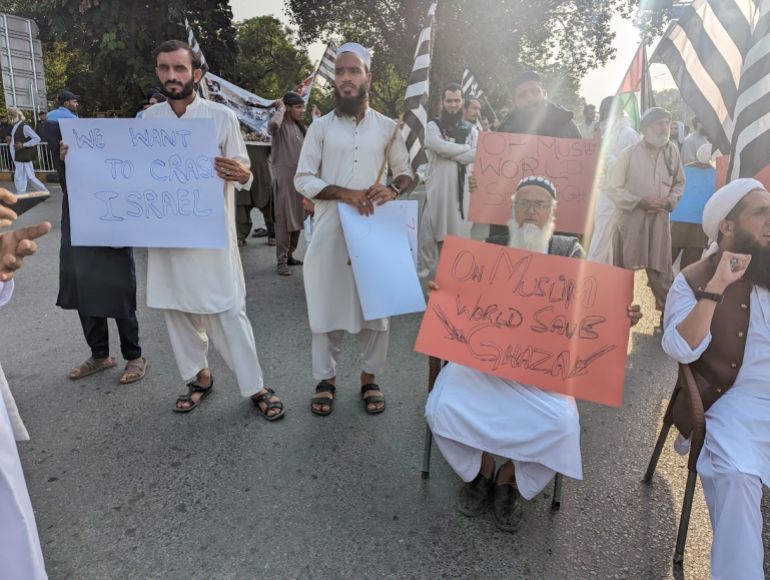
[662,178,770,579]
[426,176,641,532]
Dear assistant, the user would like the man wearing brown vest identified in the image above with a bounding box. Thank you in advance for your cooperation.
[662,178,770,579]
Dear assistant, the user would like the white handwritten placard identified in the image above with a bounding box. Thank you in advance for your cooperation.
[60,118,226,248]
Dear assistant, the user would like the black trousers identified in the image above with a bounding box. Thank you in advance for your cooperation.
[79,314,141,361]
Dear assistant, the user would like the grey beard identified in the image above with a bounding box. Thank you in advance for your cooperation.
[507,221,553,253]
[645,134,669,148]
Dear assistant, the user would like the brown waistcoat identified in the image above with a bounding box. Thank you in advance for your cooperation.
[672,253,752,435]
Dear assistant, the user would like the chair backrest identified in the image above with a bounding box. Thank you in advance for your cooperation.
[678,364,707,471]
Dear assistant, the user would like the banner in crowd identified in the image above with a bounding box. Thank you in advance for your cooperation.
[671,166,717,224]
[60,118,226,249]
[468,132,600,234]
[716,155,770,191]
[203,72,275,144]
[414,236,634,407]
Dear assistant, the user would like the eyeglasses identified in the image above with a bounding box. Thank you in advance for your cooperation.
[514,199,551,212]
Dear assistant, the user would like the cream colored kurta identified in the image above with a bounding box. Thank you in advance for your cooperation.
[142,97,254,314]
[609,140,685,274]
[423,120,477,241]
[294,108,412,334]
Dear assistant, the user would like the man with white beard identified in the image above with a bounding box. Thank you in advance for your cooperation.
[425,176,641,532]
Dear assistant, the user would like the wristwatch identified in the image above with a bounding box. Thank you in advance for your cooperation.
[695,288,724,304]
[387,182,402,197]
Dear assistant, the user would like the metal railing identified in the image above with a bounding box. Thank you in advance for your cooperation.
[0,142,57,173]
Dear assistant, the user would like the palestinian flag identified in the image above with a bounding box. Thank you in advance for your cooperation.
[617,43,655,130]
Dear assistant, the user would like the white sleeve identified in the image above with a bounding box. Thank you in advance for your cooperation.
[661,273,712,363]
[223,110,254,191]
[0,280,14,307]
[425,122,472,159]
[22,125,42,147]
[294,120,329,199]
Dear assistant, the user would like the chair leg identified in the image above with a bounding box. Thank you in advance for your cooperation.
[421,425,433,479]
[674,469,698,566]
[551,473,562,511]
[644,420,673,483]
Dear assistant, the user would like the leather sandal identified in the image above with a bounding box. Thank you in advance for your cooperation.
[119,357,148,384]
[252,388,285,421]
[173,377,214,413]
[68,356,116,380]
[456,458,496,517]
[360,383,385,414]
[311,381,336,416]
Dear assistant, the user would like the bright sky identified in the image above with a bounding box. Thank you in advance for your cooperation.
[230,0,672,106]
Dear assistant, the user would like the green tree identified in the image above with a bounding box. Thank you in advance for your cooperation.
[653,88,694,125]
[233,16,312,98]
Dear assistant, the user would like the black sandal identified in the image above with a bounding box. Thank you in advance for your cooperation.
[311,381,336,416]
[360,383,385,414]
[173,377,214,413]
[252,388,285,421]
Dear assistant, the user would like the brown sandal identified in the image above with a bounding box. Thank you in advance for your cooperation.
[119,357,148,384]
[68,356,117,380]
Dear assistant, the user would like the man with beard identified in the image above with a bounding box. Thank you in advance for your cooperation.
[609,107,684,321]
[577,103,598,139]
[137,40,285,419]
[294,43,413,416]
[419,83,477,279]
[463,96,482,128]
[425,176,641,532]
[662,179,770,579]
[480,71,581,245]
[586,95,640,264]
[268,91,307,276]
[681,116,710,165]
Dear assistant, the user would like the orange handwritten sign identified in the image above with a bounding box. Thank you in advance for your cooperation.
[414,236,634,407]
[716,155,770,190]
[468,132,600,234]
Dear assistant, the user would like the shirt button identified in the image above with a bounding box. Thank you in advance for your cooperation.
[716,388,722,394]
[741,303,748,309]
[730,362,737,369]
[737,331,745,338]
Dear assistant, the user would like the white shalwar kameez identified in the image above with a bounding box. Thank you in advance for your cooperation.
[425,362,583,500]
[294,109,412,379]
[142,97,264,396]
[587,120,639,264]
[663,273,770,580]
[418,121,477,278]
[0,280,47,579]
[9,122,48,195]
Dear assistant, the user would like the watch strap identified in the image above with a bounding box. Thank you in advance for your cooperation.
[695,288,724,304]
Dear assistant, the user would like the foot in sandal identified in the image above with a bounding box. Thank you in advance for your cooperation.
[119,357,148,384]
[68,356,116,380]
[173,369,213,413]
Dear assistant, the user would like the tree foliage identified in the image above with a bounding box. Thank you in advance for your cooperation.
[0,0,238,114]
[233,16,312,98]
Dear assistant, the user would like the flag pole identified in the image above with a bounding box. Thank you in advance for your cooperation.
[375,113,405,184]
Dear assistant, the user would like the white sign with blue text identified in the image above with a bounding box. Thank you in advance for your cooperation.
[60,118,226,248]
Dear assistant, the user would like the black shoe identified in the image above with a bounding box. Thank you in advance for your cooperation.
[492,482,523,532]
[252,227,268,238]
[287,256,304,266]
[456,463,495,517]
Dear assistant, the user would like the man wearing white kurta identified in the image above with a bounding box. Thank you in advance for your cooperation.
[662,179,770,579]
[294,43,413,415]
[586,96,638,264]
[419,83,477,279]
[426,176,641,532]
[142,40,284,419]
[0,192,52,580]
[7,107,48,195]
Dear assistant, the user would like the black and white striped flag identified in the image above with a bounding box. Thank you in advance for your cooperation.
[184,17,209,75]
[461,69,483,99]
[401,2,437,173]
[728,2,770,180]
[317,42,338,84]
[651,0,767,169]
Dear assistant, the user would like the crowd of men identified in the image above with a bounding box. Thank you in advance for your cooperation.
[1,38,769,580]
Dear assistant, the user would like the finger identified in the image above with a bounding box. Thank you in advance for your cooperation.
[1,253,18,271]
[0,207,17,222]
[0,189,16,204]
[15,239,38,257]
[15,222,52,242]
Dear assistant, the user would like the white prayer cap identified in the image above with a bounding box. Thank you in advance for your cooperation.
[337,42,371,70]
[702,178,765,244]
[696,143,713,165]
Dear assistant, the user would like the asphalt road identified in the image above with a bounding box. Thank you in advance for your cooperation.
[2,184,768,579]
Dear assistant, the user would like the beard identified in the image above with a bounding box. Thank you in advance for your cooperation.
[161,78,195,101]
[645,133,669,148]
[441,109,463,126]
[334,84,368,116]
[507,220,554,253]
[733,228,770,290]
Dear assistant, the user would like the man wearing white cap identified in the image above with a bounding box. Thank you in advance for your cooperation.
[662,178,770,579]
[609,106,685,319]
[295,42,413,415]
